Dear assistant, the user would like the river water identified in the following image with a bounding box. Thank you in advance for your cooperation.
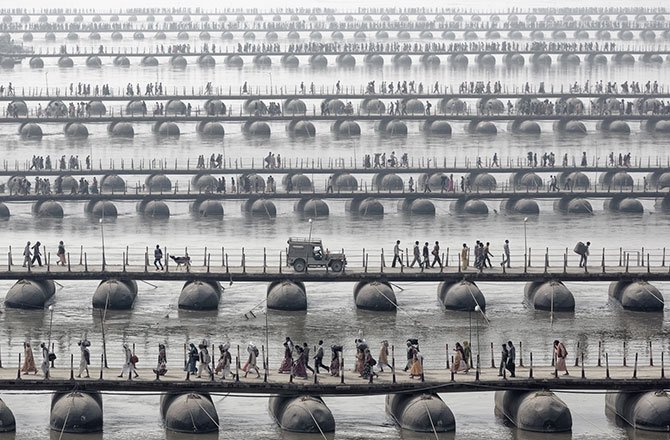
[0,13,668,439]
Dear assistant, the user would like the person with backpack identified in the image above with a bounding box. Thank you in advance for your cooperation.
[575,241,590,269]
[554,340,569,376]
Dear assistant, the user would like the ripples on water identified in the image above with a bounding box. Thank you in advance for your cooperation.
[0,28,668,439]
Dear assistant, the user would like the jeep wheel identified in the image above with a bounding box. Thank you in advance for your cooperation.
[293,259,306,272]
[330,260,343,272]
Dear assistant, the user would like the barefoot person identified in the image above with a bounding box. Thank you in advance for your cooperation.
[554,340,569,376]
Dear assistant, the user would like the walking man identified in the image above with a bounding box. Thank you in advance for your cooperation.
[392,240,404,267]
[578,241,590,268]
[77,338,90,378]
[56,241,67,266]
[502,239,511,268]
[422,242,430,268]
[154,244,164,270]
[22,241,32,267]
[313,340,329,373]
[40,342,50,378]
[410,241,423,268]
[498,344,508,377]
[326,176,334,193]
[31,241,43,267]
[431,241,442,268]
[303,342,314,375]
[484,242,493,268]
[506,341,516,377]
[197,342,212,378]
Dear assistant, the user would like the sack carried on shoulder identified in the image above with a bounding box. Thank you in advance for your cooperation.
[48,353,57,362]
[130,355,139,364]
[573,242,587,255]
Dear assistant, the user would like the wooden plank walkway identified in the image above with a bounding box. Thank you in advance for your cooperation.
[0,190,667,203]
[3,92,670,101]
[0,92,670,102]
[15,50,670,57]
[0,115,667,123]
[1,165,666,178]
[4,262,669,282]
[5,365,670,395]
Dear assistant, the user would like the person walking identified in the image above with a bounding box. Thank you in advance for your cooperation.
[243,343,260,378]
[303,342,314,375]
[40,342,50,378]
[361,348,378,380]
[451,342,468,374]
[498,344,509,377]
[431,241,442,268]
[484,242,493,268]
[577,241,590,269]
[278,337,294,374]
[507,341,516,377]
[313,340,329,373]
[21,342,38,374]
[326,176,334,193]
[56,241,66,266]
[118,344,136,378]
[77,338,91,378]
[502,239,511,268]
[31,241,42,267]
[554,340,569,376]
[22,241,32,267]
[215,343,233,380]
[197,341,212,378]
[377,340,393,372]
[403,341,415,371]
[410,241,423,268]
[422,242,430,268]
[153,344,168,376]
[461,243,470,270]
[408,348,423,379]
[392,240,404,267]
[154,245,164,270]
[185,343,198,375]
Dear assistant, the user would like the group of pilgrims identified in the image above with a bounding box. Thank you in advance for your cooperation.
[277,335,425,380]
[181,340,261,380]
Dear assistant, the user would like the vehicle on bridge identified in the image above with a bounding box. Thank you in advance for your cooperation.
[287,237,346,272]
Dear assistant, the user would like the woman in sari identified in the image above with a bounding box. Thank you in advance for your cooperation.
[153,343,167,377]
[361,348,378,379]
[409,349,423,379]
[292,346,308,379]
[21,342,37,374]
[185,343,198,374]
[278,338,294,373]
[330,345,341,376]
[378,340,392,372]
[451,342,468,374]
[461,244,470,270]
